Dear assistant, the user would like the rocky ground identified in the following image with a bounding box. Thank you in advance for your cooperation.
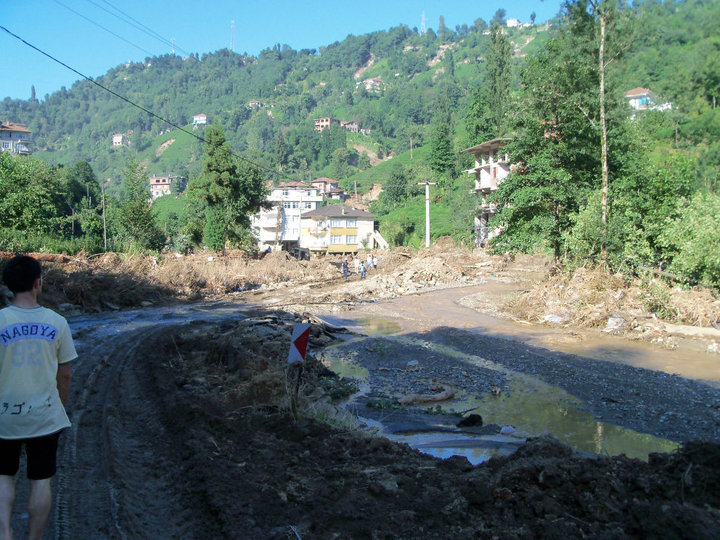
[2,244,720,538]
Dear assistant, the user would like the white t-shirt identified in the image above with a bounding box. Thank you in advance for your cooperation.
[0,305,77,439]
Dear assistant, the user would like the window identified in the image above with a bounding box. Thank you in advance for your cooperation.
[1,143,9,149]
[345,218,357,228]
[330,218,344,227]
[330,235,343,244]
[346,235,357,244]
[283,202,291,209]
[282,190,289,196]
[305,202,313,209]
[292,201,299,209]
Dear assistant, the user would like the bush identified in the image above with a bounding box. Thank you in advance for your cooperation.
[659,192,720,287]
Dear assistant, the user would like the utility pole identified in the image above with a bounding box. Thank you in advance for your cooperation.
[230,20,235,52]
[417,180,437,248]
[101,180,107,251]
[410,136,413,160]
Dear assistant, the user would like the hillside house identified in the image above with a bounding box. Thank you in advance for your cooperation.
[112,133,128,147]
[314,117,340,131]
[311,177,339,193]
[340,120,359,133]
[149,176,172,199]
[299,205,377,254]
[462,138,512,247]
[326,187,348,201]
[624,87,672,115]
[0,122,31,155]
[357,77,384,93]
[251,182,323,252]
[192,113,208,128]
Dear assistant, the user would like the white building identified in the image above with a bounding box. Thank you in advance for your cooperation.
[192,113,208,128]
[149,176,172,199]
[299,205,377,254]
[462,138,512,247]
[251,182,323,252]
[0,122,31,155]
[624,87,672,116]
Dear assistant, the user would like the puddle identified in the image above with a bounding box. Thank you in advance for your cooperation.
[321,334,681,464]
[356,317,402,336]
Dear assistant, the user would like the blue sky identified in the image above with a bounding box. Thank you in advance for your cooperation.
[1,1,563,101]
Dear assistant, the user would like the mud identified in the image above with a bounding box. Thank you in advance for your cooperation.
[3,245,720,538]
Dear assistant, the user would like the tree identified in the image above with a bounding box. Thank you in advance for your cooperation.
[530,12,537,25]
[0,153,63,236]
[115,158,164,251]
[381,162,409,207]
[189,125,268,253]
[274,131,288,170]
[331,147,351,179]
[492,9,507,26]
[465,23,512,143]
[428,98,455,176]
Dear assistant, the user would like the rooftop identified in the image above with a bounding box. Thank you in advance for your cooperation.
[462,137,512,155]
[302,205,375,219]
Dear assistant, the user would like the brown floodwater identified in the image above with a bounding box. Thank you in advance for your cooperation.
[334,282,720,388]
[317,280,720,462]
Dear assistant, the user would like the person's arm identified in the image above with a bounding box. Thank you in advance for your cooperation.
[57,362,72,406]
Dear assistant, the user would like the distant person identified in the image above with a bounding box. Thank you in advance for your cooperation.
[353,257,360,276]
[372,254,378,270]
[367,253,373,272]
[360,261,367,279]
[0,255,76,540]
[341,258,349,280]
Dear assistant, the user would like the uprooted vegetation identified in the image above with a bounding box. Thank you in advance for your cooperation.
[498,265,720,345]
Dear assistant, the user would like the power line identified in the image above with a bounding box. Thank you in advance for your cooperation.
[88,0,191,57]
[52,0,154,57]
[0,24,275,176]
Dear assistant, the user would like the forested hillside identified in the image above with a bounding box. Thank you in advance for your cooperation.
[2,13,546,189]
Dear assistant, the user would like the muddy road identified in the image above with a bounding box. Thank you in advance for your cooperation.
[8,281,720,538]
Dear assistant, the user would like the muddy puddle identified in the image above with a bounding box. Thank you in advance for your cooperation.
[318,311,683,465]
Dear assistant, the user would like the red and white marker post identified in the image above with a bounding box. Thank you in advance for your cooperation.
[288,323,312,411]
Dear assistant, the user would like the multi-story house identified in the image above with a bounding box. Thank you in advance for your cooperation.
[149,176,172,199]
[314,117,340,131]
[0,122,31,155]
[299,205,377,255]
[251,182,323,252]
[112,132,129,147]
[311,177,339,193]
[462,138,512,247]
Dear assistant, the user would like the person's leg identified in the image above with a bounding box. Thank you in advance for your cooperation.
[25,432,60,540]
[27,479,51,540]
[0,438,22,540]
[0,475,15,540]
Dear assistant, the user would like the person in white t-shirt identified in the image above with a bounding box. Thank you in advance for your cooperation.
[0,255,76,540]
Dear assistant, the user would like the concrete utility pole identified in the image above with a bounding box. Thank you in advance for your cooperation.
[418,180,437,248]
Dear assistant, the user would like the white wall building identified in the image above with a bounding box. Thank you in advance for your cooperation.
[251,182,323,252]
[299,205,377,254]
[0,122,31,155]
[462,138,512,247]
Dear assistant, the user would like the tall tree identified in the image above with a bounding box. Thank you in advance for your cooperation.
[489,3,605,259]
[189,125,268,253]
[428,96,455,176]
[465,23,512,143]
[116,158,164,251]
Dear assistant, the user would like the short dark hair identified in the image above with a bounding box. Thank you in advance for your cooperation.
[2,255,42,294]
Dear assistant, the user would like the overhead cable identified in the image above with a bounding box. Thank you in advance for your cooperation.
[86,0,191,57]
[52,0,155,57]
[0,24,275,176]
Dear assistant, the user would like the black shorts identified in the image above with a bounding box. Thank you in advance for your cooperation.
[0,431,61,480]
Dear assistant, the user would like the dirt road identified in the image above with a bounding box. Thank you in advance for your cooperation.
[6,255,720,538]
